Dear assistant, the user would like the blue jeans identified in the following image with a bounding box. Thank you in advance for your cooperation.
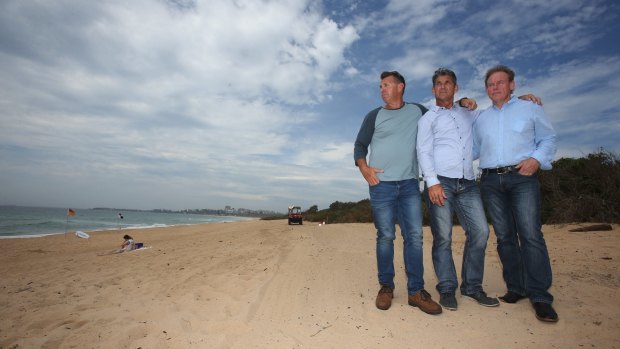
[369,178,424,295]
[480,172,554,304]
[424,176,490,295]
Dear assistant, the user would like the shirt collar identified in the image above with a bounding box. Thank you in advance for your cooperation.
[492,95,518,110]
[430,103,457,112]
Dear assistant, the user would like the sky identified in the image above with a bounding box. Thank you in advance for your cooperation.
[1,0,619,213]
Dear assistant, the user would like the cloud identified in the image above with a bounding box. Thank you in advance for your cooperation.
[0,0,361,210]
[0,0,618,212]
[527,57,620,156]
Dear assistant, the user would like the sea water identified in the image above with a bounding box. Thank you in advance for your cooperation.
[0,206,253,238]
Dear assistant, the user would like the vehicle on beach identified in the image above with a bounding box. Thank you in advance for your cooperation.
[288,205,303,225]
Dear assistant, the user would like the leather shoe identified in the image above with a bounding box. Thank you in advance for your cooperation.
[375,285,393,310]
[408,289,442,315]
[533,302,559,323]
[499,291,526,304]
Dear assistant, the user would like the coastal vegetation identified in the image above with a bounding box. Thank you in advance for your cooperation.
[267,150,620,225]
[540,149,619,224]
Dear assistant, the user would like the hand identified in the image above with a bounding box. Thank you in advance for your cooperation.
[428,184,447,206]
[518,94,543,106]
[460,98,477,110]
[515,157,540,176]
[359,165,384,186]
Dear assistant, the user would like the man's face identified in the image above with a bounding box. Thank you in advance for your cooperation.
[486,71,514,105]
[380,76,403,104]
[432,75,457,102]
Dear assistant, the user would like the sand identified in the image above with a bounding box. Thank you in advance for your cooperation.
[0,221,618,349]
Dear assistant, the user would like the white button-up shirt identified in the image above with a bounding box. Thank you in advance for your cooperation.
[417,104,477,187]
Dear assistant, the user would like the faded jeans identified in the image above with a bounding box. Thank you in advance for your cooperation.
[424,176,490,295]
[369,178,424,295]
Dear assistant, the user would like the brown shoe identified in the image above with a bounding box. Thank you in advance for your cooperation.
[408,289,442,315]
[375,285,394,310]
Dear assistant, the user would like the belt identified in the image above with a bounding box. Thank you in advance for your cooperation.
[481,165,517,174]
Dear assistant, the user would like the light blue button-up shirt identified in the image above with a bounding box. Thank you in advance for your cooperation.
[417,104,477,187]
[473,96,557,170]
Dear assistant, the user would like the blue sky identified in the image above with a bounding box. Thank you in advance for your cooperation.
[1,0,619,212]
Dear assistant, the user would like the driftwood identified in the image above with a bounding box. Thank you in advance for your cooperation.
[568,224,613,232]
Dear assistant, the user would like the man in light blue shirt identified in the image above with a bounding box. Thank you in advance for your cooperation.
[473,65,558,323]
[417,68,499,310]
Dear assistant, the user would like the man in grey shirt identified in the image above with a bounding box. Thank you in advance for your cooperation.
[354,71,442,315]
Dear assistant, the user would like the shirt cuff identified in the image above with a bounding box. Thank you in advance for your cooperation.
[425,176,440,187]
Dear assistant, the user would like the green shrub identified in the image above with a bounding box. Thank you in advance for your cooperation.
[302,150,619,225]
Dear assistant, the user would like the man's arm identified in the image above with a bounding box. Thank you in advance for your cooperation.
[516,104,556,174]
[356,157,383,186]
[416,114,439,188]
[353,108,380,165]
[518,94,543,105]
[458,94,541,111]
[458,97,477,110]
[472,118,481,161]
[533,106,557,167]
[417,113,447,206]
[354,108,384,185]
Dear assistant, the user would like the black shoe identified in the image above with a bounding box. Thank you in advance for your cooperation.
[499,291,526,304]
[462,290,500,307]
[439,293,457,311]
[533,302,559,323]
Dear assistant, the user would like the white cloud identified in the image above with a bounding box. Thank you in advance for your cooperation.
[0,0,362,210]
[0,0,618,212]
[525,57,620,156]
[457,56,620,158]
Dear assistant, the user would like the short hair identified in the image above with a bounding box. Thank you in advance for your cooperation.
[381,71,406,91]
[432,68,457,86]
[485,65,515,87]
[123,235,132,240]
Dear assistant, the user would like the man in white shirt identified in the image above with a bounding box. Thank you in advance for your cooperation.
[417,68,500,310]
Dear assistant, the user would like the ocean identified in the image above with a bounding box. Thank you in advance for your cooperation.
[0,206,253,238]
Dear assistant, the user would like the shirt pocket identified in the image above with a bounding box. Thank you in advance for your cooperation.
[509,118,533,134]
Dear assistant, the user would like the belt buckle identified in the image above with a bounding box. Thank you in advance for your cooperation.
[496,166,510,174]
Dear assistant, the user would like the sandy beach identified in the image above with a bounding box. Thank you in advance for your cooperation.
[1,220,618,349]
